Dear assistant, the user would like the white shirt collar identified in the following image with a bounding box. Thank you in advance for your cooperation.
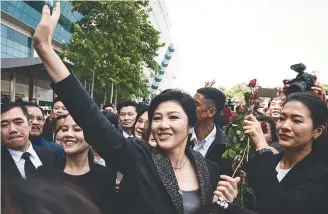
[7,142,38,163]
[122,130,133,139]
[191,125,217,149]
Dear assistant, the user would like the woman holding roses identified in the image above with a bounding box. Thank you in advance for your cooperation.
[243,92,328,214]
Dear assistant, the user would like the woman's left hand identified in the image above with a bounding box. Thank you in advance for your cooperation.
[213,175,241,203]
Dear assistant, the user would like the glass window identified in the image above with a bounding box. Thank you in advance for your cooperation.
[19,44,25,52]
[7,27,14,40]
[21,12,28,22]
[7,47,14,55]
[13,49,19,57]
[1,1,9,10]
[27,38,32,47]
[16,1,26,11]
[19,52,25,58]
[13,8,21,18]
[7,39,13,47]
[1,36,7,45]
[2,44,7,53]
[1,25,7,37]
[13,42,19,50]
[7,4,15,14]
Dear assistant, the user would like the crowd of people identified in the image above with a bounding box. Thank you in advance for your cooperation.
[2,3,328,214]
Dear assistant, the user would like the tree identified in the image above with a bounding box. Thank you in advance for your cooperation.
[225,84,250,104]
[64,1,164,103]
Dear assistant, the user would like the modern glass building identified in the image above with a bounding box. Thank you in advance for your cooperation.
[1,1,82,103]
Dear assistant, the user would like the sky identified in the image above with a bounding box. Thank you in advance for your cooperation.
[163,0,328,95]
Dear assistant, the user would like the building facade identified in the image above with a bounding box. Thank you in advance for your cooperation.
[147,0,181,95]
[1,0,82,105]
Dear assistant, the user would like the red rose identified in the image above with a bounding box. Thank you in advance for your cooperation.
[260,121,268,134]
[223,107,231,117]
[236,104,243,113]
[248,79,257,87]
[229,112,237,123]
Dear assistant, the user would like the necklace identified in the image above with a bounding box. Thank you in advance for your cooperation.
[173,159,187,170]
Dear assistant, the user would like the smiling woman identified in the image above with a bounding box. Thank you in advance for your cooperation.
[42,114,117,214]
[33,3,240,214]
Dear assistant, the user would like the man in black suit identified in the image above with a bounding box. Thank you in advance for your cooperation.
[24,102,64,156]
[1,102,57,180]
[192,87,233,176]
[117,101,138,139]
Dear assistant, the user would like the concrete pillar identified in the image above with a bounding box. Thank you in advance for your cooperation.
[9,72,16,102]
[28,76,34,102]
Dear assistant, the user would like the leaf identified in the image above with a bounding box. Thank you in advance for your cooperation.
[228,149,236,158]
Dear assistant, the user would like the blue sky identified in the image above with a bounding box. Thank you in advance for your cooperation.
[165,0,328,94]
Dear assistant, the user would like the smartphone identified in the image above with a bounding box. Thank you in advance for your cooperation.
[258,88,278,98]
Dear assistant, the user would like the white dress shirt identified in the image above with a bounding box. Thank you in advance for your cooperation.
[191,125,217,157]
[122,130,134,139]
[7,142,43,179]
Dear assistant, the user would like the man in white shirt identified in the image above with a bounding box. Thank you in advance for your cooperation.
[118,101,138,138]
[192,87,232,175]
[1,102,55,180]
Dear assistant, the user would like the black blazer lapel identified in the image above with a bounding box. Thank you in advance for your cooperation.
[151,147,213,214]
[1,147,22,179]
[151,147,183,214]
[186,148,213,206]
[279,153,317,186]
[205,125,228,158]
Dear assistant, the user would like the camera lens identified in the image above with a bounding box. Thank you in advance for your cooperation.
[288,81,307,93]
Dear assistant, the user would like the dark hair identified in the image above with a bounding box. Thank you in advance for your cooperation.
[52,97,63,109]
[52,114,68,133]
[257,115,278,143]
[133,104,149,134]
[284,92,328,154]
[135,104,149,123]
[284,92,328,129]
[148,89,196,129]
[2,176,101,214]
[117,101,138,114]
[103,103,114,110]
[1,102,30,120]
[102,111,119,128]
[23,102,45,117]
[197,87,226,116]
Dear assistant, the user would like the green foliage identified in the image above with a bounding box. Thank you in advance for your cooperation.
[225,83,250,104]
[65,1,164,102]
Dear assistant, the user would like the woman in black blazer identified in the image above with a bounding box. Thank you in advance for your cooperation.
[33,4,239,214]
[243,92,328,214]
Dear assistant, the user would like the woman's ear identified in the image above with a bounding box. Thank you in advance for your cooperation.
[188,126,193,134]
[314,125,325,139]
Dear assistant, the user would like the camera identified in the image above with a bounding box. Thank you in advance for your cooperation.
[286,63,315,94]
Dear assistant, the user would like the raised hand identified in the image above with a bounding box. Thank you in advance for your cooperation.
[33,2,60,53]
[311,82,326,102]
[205,79,216,88]
[213,175,240,203]
[242,114,268,150]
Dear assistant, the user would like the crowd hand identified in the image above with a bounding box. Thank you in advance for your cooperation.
[205,79,216,88]
[212,175,240,203]
[311,82,326,102]
[33,2,60,52]
[242,115,268,150]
